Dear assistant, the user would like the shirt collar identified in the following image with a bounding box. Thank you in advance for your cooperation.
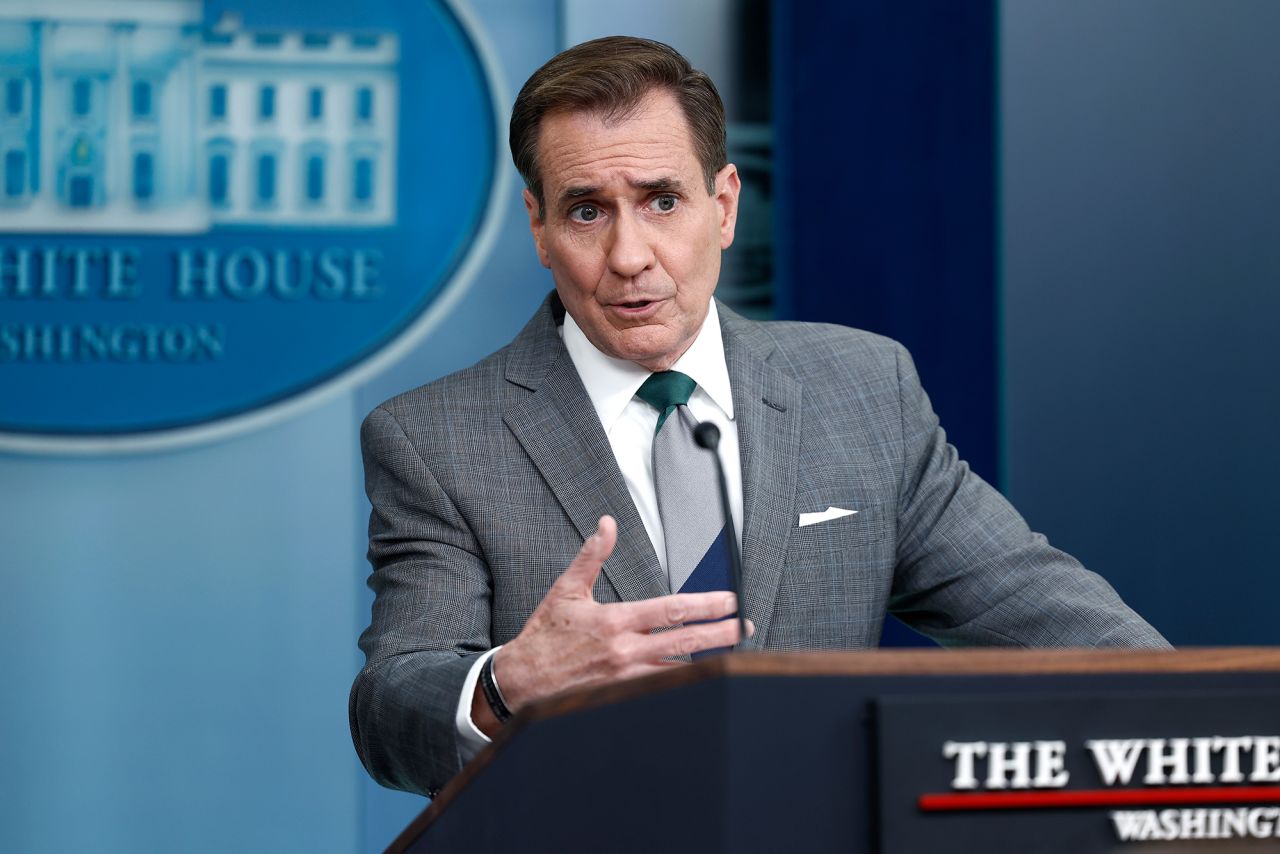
[562,300,735,431]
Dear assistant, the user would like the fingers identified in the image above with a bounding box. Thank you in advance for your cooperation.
[618,591,739,632]
[552,515,617,597]
[630,618,750,660]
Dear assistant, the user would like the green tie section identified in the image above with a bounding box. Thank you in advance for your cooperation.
[636,370,697,435]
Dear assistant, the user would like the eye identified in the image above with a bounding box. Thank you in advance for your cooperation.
[568,203,601,223]
[649,194,678,213]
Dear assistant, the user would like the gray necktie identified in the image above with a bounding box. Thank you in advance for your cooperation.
[635,371,731,594]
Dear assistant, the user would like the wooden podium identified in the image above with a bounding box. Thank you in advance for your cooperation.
[388,649,1280,853]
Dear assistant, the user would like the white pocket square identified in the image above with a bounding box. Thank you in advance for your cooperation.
[798,506,859,527]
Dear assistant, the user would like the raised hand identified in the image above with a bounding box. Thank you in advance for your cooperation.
[472,515,748,735]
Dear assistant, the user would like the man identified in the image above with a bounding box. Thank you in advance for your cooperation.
[350,36,1168,798]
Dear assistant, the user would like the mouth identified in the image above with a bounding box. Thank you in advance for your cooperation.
[608,297,666,318]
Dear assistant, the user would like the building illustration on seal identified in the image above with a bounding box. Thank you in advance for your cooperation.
[0,0,398,232]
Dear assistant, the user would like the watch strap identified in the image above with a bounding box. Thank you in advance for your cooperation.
[480,653,513,723]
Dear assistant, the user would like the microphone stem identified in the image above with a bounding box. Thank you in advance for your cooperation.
[709,448,750,647]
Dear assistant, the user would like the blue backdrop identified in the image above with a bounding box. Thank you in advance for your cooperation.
[998,0,1280,646]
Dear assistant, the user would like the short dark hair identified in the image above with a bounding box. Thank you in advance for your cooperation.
[509,36,727,215]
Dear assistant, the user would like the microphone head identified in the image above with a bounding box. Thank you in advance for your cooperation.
[693,421,721,450]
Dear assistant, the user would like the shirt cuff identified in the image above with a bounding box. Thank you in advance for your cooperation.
[455,646,501,763]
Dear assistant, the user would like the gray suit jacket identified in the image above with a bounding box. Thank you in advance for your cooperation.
[350,294,1168,796]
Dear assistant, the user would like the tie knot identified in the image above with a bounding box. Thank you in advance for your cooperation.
[636,370,696,433]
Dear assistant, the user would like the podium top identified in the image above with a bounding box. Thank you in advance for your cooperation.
[521,646,1280,726]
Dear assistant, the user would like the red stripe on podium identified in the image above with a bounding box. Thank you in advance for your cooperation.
[919,786,1280,811]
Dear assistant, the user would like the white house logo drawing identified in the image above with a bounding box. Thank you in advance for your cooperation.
[0,0,500,448]
[0,0,398,232]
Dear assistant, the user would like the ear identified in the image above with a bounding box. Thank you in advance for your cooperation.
[522,188,551,268]
[714,164,741,250]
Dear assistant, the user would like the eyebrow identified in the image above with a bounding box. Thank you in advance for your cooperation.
[634,176,684,193]
[561,185,598,201]
[557,176,687,207]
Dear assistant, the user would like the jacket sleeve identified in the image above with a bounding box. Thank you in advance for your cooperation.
[349,404,493,797]
[886,343,1171,649]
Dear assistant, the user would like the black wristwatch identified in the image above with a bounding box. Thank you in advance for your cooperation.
[480,653,513,723]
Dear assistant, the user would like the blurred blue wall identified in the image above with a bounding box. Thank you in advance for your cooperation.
[1,399,363,851]
[1000,0,1280,645]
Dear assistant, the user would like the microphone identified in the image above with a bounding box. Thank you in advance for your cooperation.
[693,422,750,648]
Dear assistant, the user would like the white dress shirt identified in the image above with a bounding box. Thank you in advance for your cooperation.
[454,300,744,759]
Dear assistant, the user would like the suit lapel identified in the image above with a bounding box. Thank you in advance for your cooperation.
[502,297,668,603]
[721,307,801,648]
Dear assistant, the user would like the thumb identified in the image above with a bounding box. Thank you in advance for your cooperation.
[554,515,617,598]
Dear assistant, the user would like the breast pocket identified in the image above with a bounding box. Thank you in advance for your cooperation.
[789,503,891,566]
[772,503,896,648]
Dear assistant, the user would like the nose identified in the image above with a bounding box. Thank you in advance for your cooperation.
[605,208,655,279]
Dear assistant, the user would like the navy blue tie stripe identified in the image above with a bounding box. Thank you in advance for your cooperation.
[681,526,737,659]
[678,526,732,594]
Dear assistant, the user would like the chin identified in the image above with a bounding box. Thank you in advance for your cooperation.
[604,332,679,367]
[620,347,685,372]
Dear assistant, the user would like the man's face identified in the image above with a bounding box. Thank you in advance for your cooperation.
[523,88,740,372]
